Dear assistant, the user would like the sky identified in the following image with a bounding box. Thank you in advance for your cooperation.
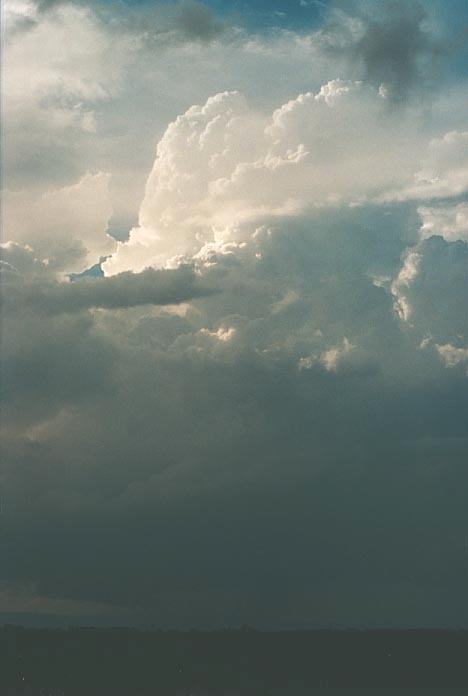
[1,0,468,629]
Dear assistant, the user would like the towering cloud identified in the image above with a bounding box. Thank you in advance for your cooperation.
[103,81,422,276]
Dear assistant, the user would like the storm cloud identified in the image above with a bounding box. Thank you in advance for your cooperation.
[1,0,468,629]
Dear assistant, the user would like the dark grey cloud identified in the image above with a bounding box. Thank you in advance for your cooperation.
[355,4,442,103]
[2,347,467,627]
[393,235,468,344]
[0,243,213,314]
[3,264,214,314]
[175,0,224,42]
[7,0,225,45]
[2,205,468,627]
[0,247,213,429]
[97,0,226,46]
[324,1,445,104]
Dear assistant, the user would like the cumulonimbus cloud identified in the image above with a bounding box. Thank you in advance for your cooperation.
[2,0,468,627]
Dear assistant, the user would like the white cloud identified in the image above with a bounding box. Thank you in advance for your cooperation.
[2,0,37,31]
[391,250,422,322]
[320,337,355,372]
[383,131,468,202]
[418,202,468,242]
[436,343,468,372]
[2,2,138,200]
[103,82,422,276]
[319,337,375,375]
[3,4,131,103]
[3,172,116,273]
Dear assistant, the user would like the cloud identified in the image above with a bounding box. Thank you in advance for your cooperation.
[3,204,468,626]
[1,241,213,433]
[3,173,115,273]
[318,337,377,375]
[2,0,38,32]
[1,239,213,311]
[321,1,445,105]
[0,0,337,244]
[383,130,468,202]
[2,2,136,193]
[175,0,224,42]
[436,342,468,371]
[392,235,468,346]
[103,83,423,276]
[418,202,468,242]
[2,1,468,628]
[4,264,214,314]
[3,0,225,41]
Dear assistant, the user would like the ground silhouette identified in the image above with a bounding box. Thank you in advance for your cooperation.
[2,626,468,693]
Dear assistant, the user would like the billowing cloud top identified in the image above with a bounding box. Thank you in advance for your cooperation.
[1,0,468,629]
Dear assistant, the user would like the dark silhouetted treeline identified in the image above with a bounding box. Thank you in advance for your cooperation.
[1,626,468,694]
